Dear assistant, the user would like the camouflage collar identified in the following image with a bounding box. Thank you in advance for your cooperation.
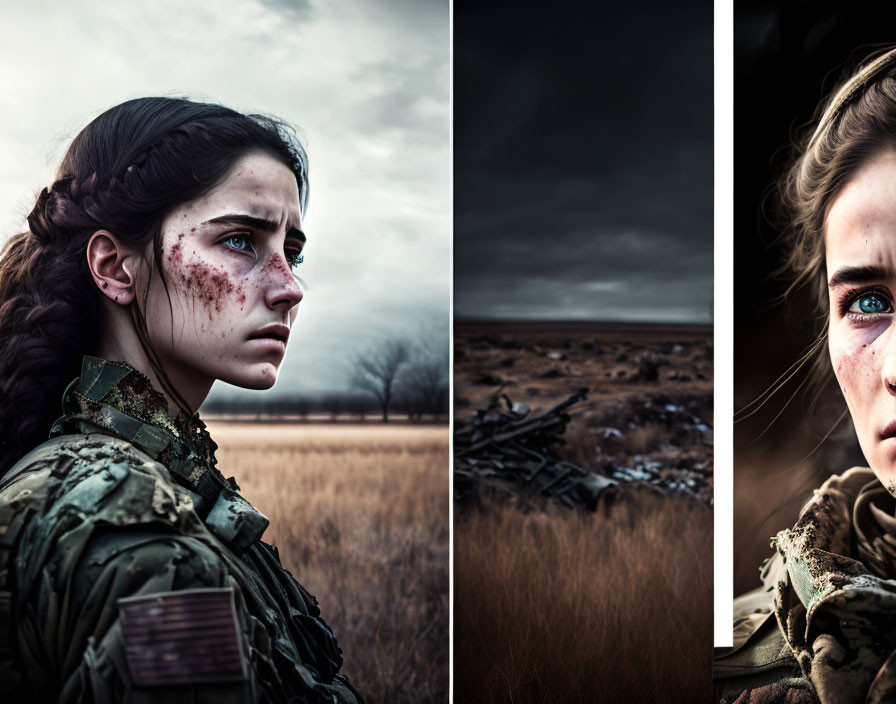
[49,356,268,551]
[57,356,216,458]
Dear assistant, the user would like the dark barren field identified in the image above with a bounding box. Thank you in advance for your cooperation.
[454,318,713,703]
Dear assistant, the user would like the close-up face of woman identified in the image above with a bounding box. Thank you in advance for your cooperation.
[93,150,305,400]
[827,147,896,494]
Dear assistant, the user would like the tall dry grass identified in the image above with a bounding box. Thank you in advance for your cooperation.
[208,423,449,704]
[455,494,713,703]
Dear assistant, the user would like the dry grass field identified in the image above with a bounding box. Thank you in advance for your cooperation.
[454,494,713,703]
[207,422,449,704]
[454,319,714,701]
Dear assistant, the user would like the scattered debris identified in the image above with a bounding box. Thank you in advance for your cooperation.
[454,389,618,510]
[455,389,714,510]
[453,326,714,508]
[589,395,713,504]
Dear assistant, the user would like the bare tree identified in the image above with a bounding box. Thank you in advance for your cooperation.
[401,357,448,421]
[351,338,411,422]
[399,318,449,421]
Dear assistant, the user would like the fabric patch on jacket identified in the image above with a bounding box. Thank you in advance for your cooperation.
[118,587,247,686]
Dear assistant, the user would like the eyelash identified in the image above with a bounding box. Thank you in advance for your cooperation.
[840,286,894,320]
[219,232,304,270]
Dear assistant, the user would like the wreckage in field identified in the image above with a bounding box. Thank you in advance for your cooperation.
[455,387,714,509]
[454,388,618,510]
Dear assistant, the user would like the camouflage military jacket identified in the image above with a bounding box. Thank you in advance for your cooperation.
[0,356,360,703]
[714,467,896,704]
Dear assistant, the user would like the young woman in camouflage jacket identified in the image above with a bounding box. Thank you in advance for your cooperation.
[715,47,896,704]
[0,98,361,703]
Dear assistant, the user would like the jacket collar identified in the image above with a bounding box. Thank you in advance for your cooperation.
[49,356,268,551]
[772,467,896,703]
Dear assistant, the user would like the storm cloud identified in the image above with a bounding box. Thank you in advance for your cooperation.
[454,1,713,322]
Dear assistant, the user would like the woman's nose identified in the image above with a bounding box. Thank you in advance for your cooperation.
[262,254,304,311]
[882,344,896,397]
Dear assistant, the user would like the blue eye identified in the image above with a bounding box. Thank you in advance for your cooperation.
[222,233,255,255]
[849,291,893,315]
[285,249,304,269]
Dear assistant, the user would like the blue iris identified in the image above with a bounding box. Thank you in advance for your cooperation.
[224,235,251,252]
[858,293,888,314]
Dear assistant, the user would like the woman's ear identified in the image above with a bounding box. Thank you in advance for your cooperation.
[86,231,140,305]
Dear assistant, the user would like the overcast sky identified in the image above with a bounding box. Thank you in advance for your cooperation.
[454,1,713,323]
[0,0,449,400]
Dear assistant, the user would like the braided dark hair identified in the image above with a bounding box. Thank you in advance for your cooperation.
[0,97,308,474]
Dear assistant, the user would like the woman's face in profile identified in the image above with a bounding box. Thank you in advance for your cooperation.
[140,151,305,392]
[827,148,896,494]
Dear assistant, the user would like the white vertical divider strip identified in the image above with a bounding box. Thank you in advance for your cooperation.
[448,0,455,699]
[714,0,734,647]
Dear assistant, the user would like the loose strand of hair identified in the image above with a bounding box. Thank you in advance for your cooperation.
[768,408,850,477]
[734,329,826,423]
[129,304,193,417]
[745,367,814,447]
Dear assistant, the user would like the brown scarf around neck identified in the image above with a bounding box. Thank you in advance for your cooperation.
[772,467,896,704]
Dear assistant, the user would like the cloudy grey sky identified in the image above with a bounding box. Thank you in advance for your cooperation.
[455,1,713,323]
[0,0,449,400]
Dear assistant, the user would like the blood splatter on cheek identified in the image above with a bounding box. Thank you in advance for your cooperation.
[167,232,186,264]
[185,259,236,314]
[165,235,254,316]
[166,241,237,316]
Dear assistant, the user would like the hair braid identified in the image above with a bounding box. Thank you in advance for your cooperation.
[0,232,99,472]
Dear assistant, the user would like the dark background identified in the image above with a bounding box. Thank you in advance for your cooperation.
[454,0,713,323]
[733,2,896,592]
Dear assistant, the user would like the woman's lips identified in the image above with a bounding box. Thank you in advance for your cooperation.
[247,324,290,343]
[247,336,287,353]
[880,418,896,440]
[247,324,289,355]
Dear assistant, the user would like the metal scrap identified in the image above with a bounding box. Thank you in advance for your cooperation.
[455,389,714,509]
[454,388,618,510]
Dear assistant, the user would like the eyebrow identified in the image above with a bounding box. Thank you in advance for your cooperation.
[828,264,891,288]
[202,213,306,244]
